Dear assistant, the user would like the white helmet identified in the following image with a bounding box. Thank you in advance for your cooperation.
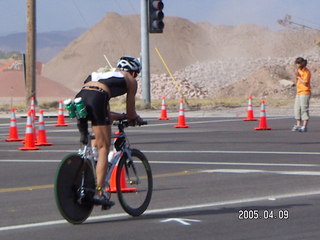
[117,56,141,74]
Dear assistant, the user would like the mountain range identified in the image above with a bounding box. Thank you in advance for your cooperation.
[0,28,86,63]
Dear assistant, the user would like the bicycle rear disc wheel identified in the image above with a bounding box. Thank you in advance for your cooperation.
[54,154,95,224]
[116,149,153,216]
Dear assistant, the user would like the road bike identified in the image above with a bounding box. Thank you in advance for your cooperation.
[54,120,153,224]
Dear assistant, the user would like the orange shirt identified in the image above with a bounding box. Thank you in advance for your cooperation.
[296,68,311,95]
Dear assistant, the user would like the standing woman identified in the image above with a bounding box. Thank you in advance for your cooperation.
[292,57,311,132]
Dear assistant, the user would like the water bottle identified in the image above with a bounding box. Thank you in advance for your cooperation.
[92,147,98,162]
[63,99,77,118]
[106,150,114,169]
[108,150,114,162]
[74,97,88,118]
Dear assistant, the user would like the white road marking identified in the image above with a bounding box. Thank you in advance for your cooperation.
[0,118,229,130]
[148,160,318,167]
[201,169,320,176]
[160,218,201,226]
[0,159,61,163]
[0,159,317,167]
[2,149,320,157]
[145,150,320,156]
[1,189,320,232]
[0,116,291,131]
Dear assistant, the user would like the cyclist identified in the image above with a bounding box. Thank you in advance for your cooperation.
[75,56,144,207]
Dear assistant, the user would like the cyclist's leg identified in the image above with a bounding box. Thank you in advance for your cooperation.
[92,124,111,189]
[91,124,114,208]
[77,118,89,144]
[78,88,113,207]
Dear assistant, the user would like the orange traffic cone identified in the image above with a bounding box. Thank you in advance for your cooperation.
[106,164,137,193]
[30,96,38,120]
[243,96,257,121]
[22,112,37,144]
[5,108,23,142]
[158,96,169,120]
[55,100,68,127]
[254,100,271,130]
[19,111,39,150]
[31,111,37,142]
[174,99,189,128]
[36,110,53,146]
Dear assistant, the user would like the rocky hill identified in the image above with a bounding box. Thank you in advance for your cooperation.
[0,70,76,104]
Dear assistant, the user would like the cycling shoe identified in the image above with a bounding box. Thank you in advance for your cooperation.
[93,195,115,210]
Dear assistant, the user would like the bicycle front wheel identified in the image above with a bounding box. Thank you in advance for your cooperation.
[116,149,153,216]
[54,154,95,224]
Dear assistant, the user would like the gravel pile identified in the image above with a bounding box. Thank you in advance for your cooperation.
[146,48,320,99]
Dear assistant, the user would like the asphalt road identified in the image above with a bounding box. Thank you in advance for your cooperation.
[1,113,320,239]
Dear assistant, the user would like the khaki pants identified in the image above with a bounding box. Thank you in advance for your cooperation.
[294,94,311,121]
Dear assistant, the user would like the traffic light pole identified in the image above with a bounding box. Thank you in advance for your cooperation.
[141,0,151,108]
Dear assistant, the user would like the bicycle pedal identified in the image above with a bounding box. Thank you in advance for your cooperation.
[101,200,115,210]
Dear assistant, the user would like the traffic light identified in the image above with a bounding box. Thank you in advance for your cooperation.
[149,0,164,33]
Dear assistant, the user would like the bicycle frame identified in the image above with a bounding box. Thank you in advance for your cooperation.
[76,121,137,192]
[105,126,140,189]
[78,142,97,179]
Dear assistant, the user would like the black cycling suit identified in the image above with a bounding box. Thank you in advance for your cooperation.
[76,71,127,126]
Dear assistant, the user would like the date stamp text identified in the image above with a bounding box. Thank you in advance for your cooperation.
[238,209,289,220]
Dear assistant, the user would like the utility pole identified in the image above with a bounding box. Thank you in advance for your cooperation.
[26,0,36,107]
[141,0,151,108]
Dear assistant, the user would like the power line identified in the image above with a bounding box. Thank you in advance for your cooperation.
[278,14,320,30]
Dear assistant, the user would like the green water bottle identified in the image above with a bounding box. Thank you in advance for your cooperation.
[74,97,88,118]
[63,99,76,118]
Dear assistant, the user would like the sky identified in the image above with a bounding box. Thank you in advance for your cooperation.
[0,0,320,36]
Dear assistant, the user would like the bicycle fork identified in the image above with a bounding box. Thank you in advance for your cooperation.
[124,149,140,186]
[77,158,95,205]
[77,171,86,204]
[106,150,141,188]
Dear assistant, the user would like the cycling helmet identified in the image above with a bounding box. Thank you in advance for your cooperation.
[116,56,141,74]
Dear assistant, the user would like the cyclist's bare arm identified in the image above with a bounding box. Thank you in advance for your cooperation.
[124,73,139,122]
[110,112,127,123]
[110,112,145,126]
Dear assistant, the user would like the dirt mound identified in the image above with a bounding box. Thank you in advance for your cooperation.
[43,13,217,92]
[42,13,320,100]
[215,61,320,99]
[216,65,296,99]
